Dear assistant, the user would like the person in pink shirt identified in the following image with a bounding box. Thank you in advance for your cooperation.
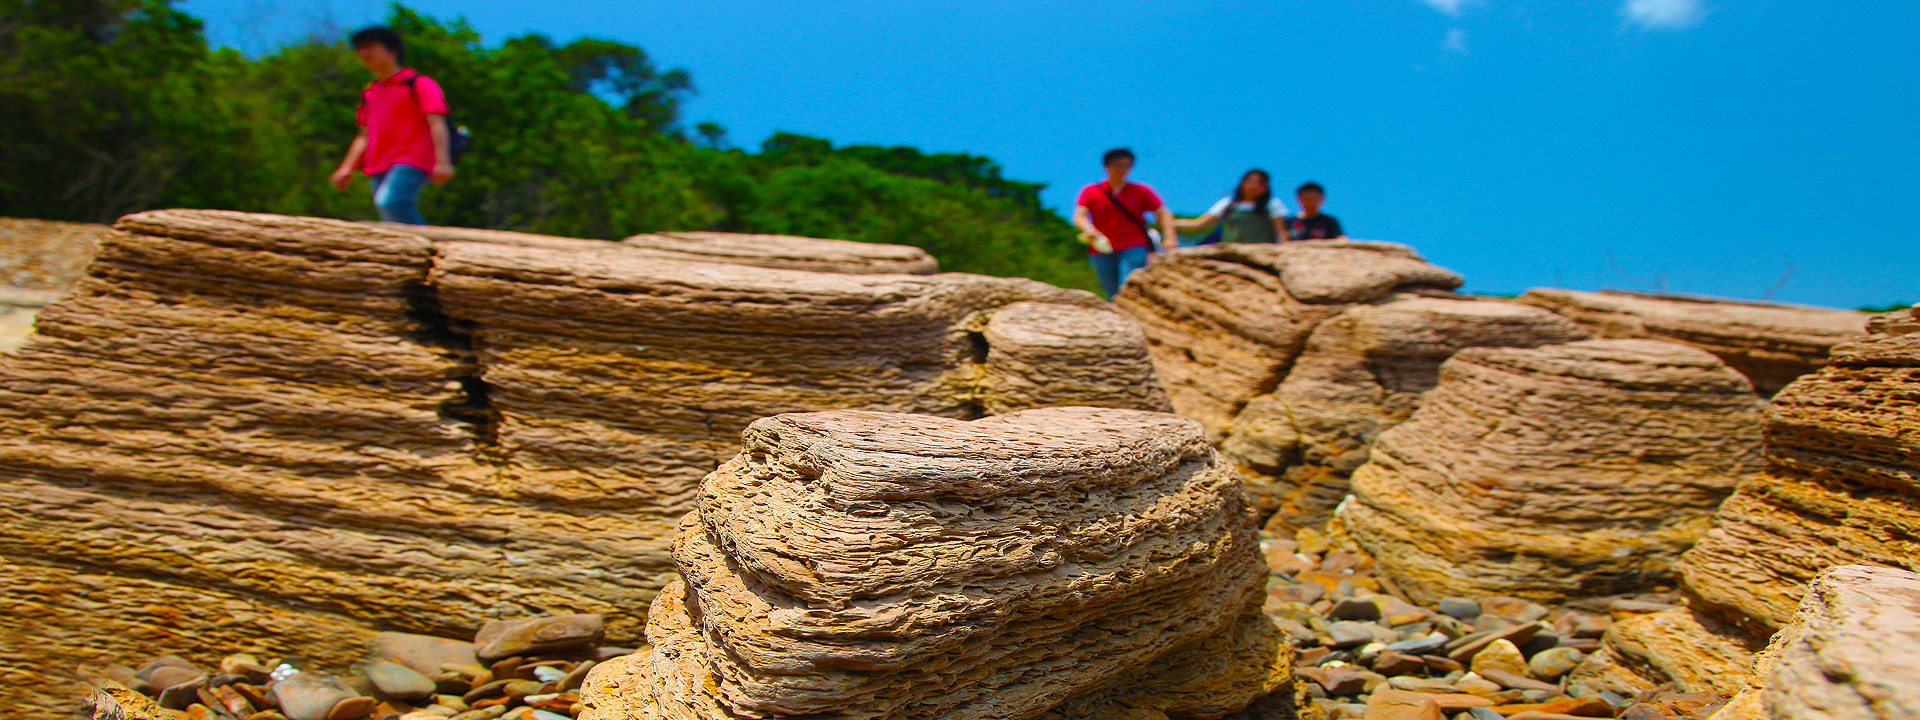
[329,26,454,225]
[1071,148,1176,299]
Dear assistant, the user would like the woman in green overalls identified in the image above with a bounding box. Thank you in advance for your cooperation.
[1175,168,1292,244]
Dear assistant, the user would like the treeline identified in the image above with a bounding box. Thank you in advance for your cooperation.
[0,1,1096,290]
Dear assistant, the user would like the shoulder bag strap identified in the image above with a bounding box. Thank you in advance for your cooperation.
[1102,185,1154,242]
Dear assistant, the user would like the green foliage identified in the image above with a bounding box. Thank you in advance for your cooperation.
[1859,302,1914,313]
[0,1,1095,291]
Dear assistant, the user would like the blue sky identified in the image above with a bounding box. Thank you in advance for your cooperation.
[187,0,1917,308]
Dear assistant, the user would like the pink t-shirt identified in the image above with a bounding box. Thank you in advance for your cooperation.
[1075,181,1165,253]
[356,68,448,175]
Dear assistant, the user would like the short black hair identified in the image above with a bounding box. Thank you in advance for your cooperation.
[350,26,404,60]
[1297,181,1326,195]
[1102,148,1135,166]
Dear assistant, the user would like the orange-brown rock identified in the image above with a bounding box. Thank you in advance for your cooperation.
[1566,608,1763,697]
[1220,296,1589,524]
[380,223,939,275]
[1519,288,1867,395]
[0,217,108,352]
[577,407,1287,720]
[1677,304,1920,633]
[0,210,1164,716]
[1112,242,1463,439]
[1336,339,1765,603]
[1758,565,1920,720]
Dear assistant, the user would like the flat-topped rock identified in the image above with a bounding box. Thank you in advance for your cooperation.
[1760,565,1920,720]
[622,230,938,274]
[577,407,1289,720]
[1221,296,1589,524]
[1520,288,1867,395]
[1337,339,1765,603]
[1113,242,1462,439]
[0,209,1165,716]
[1677,304,1920,634]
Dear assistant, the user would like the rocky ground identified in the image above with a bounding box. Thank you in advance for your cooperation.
[84,615,626,720]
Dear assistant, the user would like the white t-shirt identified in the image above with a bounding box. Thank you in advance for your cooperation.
[1206,196,1290,218]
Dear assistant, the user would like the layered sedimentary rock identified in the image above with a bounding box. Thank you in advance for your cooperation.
[1758,565,1920,720]
[623,230,938,274]
[381,223,940,275]
[1113,242,1463,439]
[1677,304,1920,633]
[578,407,1290,720]
[1336,339,1766,603]
[0,210,1164,716]
[1220,297,1590,524]
[1520,288,1867,395]
[1566,608,1763,697]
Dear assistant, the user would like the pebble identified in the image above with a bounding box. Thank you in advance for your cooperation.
[1437,598,1481,620]
[1479,668,1563,694]
[1387,676,1457,693]
[473,614,605,662]
[365,660,436,700]
[374,633,482,677]
[325,696,378,720]
[1301,666,1371,695]
[1331,597,1384,621]
[270,673,358,720]
[1468,639,1530,679]
[1455,674,1503,696]
[1387,633,1448,656]
[558,660,596,692]
[1467,708,1506,720]
[1527,647,1586,681]
[528,711,571,720]
[1367,689,1447,720]
[1372,650,1425,676]
[1327,621,1377,648]
[531,666,567,683]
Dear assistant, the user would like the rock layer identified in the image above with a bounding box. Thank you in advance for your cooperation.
[622,230,938,275]
[0,210,1164,716]
[1519,289,1867,395]
[1336,339,1766,603]
[1112,242,1463,439]
[1677,304,1920,633]
[1220,296,1590,524]
[1761,565,1920,720]
[577,407,1287,720]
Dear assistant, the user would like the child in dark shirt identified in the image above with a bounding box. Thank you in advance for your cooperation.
[1287,181,1347,241]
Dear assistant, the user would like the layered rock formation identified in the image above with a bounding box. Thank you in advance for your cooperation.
[1220,297,1590,525]
[380,223,940,275]
[1113,242,1463,439]
[623,230,939,274]
[1520,288,1867,395]
[1335,339,1766,603]
[1756,565,1920,720]
[578,407,1290,720]
[0,210,1165,716]
[1677,304,1920,633]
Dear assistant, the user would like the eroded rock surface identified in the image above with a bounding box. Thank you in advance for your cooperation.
[578,407,1289,720]
[1336,339,1765,603]
[0,209,1164,716]
[1220,297,1590,525]
[1112,242,1463,439]
[623,230,938,274]
[1677,304,1920,633]
[1760,565,1920,720]
[1520,288,1867,395]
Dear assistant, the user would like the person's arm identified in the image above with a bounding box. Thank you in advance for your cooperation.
[1155,204,1177,253]
[1173,211,1220,231]
[1330,216,1347,239]
[331,128,369,190]
[1071,204,1102,239]
[427,114,455,184]
[1272,214,1291,242]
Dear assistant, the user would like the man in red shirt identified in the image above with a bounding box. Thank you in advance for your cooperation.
[1072,148,1175,299]
[329,26,454,225]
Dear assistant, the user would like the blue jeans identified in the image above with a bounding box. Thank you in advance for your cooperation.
[370,164,430,225]
[1088,245,1150,300]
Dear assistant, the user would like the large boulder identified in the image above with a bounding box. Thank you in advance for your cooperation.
[1220,296,1590,525]
[1112,242,1463,439]
[577,407,1291,720]
[0,210,1166,715]
[1759,565,1920,720]
[1520,288,1868,395]
[1677,304,1920,633]
[1336,339,1766,603]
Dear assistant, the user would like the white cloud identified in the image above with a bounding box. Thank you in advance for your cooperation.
[1624,0,1705,29]
[1422,0,1466,16]
[1443,28,1470,54]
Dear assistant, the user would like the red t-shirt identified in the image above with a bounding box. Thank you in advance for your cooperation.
[356,68,449,175]
[1075,181,1165,253]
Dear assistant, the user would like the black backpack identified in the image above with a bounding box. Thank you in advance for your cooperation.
[402,75,473,163]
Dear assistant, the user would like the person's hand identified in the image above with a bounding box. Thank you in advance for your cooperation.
[431,161,456,185]
[330,166,354,191]
[1079,231,1112,254]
